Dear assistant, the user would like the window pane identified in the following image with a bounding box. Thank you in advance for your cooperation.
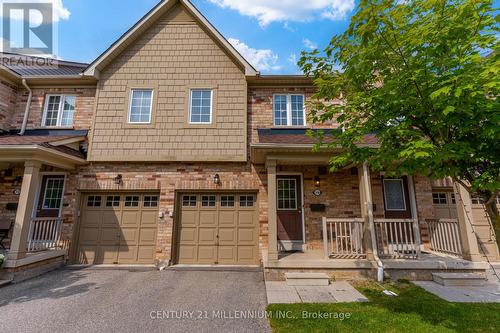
[201,195,216,207]
[190,90,212,124]
[43,178,65,209]
[182,195,197,207]
[129,90,153,123]
[384,180,406,210]
[106,196,120,207]
[144,196,158,207]
[125,196,139,207]
[277,179,297,210]
[61,96,76,126]
[44,96,61,126]
[291,95,304,126]
[221,196,235,207]
[240,195,254,207]
[274,95,287,126]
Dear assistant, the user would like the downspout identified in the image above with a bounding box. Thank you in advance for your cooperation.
[363,163,384,282]
[19,79,32,135]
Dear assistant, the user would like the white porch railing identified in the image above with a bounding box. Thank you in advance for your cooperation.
[426,219,463,257]
[374,219,421,259]
[322,218,366,259]
[27,218,64,252]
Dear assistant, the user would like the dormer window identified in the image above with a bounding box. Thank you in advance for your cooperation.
[42,95,76,127]
[273,94,305,126]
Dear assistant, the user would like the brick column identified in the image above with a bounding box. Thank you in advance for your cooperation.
[267,159,278,262]
[8,161,41,260]
[454,183,483,262]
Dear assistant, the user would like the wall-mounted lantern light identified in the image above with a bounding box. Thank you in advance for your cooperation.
[214,174,221,185]
[314,176,321,188]
[114,174,123,185]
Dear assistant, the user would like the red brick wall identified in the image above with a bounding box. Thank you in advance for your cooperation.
[248,87,341,144]
[10,87,96,131]
[0,79,18,132]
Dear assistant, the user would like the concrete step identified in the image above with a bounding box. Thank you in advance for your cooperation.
[0,279,12,288]
[432,273,486,287]
[285,272,330,286]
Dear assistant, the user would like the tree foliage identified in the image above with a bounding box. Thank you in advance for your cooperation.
[299,0,500,236]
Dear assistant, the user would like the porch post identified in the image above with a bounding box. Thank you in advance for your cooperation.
[454,183,483,262]
[407,176,422,257]
[267,159,279,262]
[7,161,42,260]
[358,164,375,260]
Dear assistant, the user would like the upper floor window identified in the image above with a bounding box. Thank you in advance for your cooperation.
[128,89,153,123]
[42,95,76,127]
[273,94,305,126]
[189,89,212,124]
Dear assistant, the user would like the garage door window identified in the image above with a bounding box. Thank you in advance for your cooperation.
[202,195,216,207]
[106,196,120,207]
[182,195,197,207]
[125,196,140,207]
[87,195,102,207]
[221,196,235,207]
[240,195,254,207]
[432,193,448,205]
[144,196,158,207]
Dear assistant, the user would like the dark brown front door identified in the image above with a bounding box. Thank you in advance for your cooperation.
[382,176,412,219]
[36,175,65,218]
[277,176,303,241]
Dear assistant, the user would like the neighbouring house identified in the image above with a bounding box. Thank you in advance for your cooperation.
[0,0,498,283]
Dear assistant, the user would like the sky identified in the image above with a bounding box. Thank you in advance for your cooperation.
[43,0,357,74]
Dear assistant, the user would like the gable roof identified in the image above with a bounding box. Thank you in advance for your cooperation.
[83,0,258,78]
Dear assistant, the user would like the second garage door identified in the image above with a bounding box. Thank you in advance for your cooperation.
[176,193,259,265]
[76,193,159,265]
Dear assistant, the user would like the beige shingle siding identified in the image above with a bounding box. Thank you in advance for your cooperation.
[89,4,247,162]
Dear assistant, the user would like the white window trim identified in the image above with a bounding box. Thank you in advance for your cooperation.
[188,89,213,124]
[432,192,448,205]
[42,176,66,210]
[273,94,306,127]
[277,178,298,211]
[41,94,76,127]
[128,89,154,124]
[383,179,407,211]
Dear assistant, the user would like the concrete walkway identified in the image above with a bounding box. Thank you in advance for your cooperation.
[266,281,368,304]
[414,269,500,303]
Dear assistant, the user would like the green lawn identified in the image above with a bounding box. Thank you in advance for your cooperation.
[267,281,500,333]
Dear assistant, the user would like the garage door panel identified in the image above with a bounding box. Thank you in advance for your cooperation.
[218,228,236,244]
[120,228,139,246]
[117,247,138,263]
[198,228,217,243]
[101,211,120,226]
[177,192,258,265]
[199,211,217,226]
[197,246,217,261]
[137,246,156,263]
[121,211,140,227]
[179,228,197,243]
[139,228,157,244]
[140,211,158,226]
[219,211,236,226]
[238,211,254,226]
[98,246,119,264]
[238,228,256,243]
[77,246,97,264]
[100,228,121,244]
[83,211,102,227]
[218,246,236,262]
[78,228,100,245]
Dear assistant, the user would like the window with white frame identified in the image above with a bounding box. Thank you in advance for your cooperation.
[189,89,213,124]
[273,94,305,126]
[42,95,76,127]
[42,178,65,209]
[128,89,153,123]
[383,179,407,211]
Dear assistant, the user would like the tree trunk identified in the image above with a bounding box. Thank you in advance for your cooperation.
[484,198,500,248]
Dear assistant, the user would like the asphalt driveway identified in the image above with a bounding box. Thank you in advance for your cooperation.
[0,267,271,333]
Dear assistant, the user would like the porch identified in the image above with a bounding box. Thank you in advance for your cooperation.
[257,146,489,280]
[0,133,86,282]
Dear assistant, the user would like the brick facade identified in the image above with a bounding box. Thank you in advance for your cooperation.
[0,78,18,132]
[10,87,96,131]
